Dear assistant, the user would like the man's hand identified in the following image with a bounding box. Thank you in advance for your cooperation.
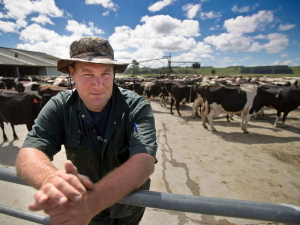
[29,161,93,211]
[45,193,95,225]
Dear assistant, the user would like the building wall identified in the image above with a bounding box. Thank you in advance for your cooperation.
[46,67,65,75]
[38,67,47,75]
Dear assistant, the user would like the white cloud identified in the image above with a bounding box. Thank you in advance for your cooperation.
[85,0,117,12]
[280,54,288,58]
[278,23,296,31]
[273,60,280,65]
[223,57,233,62]
[295,58,300,61]
[248,42,264,52]
[263,33,289,53]
[103,11,109,16]
[148,0,173,12]
[205,33,252,52]
[173,52,197,60]
[192,42,213,54]
[17,20,105,59]
[201,11,221,20]
[224,10,273,34]
[283,60,292,65]
[66,20,104,36]
[1,0,63,30]
[136,15,200,38]
[209,25,219,30]
[205,32,288,54]
[182,3,201,19]
[19,23,60,44]
[252,3,259,11]
[109,15,201,64]
[0,20,18,33]
[254,34,267,39]
[232,5,250,13]
[31,15,54,25]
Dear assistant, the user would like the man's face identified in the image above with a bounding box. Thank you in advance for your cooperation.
[69,62,114,112]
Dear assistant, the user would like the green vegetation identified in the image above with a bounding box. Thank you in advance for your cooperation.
[123,66,300,78]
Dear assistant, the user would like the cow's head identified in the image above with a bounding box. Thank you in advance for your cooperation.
[33,94,52,115]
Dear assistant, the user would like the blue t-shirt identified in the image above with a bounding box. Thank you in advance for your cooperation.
[88,98,111,143]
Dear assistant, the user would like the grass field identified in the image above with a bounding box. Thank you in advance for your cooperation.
[125,66,300,78]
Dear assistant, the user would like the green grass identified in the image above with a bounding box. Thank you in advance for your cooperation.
[126,66,300,78]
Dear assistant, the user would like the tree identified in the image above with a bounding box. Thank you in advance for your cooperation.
[211,69,216,75]
[131,60,139,76]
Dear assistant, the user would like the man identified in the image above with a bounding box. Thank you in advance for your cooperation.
[15,36,158,225]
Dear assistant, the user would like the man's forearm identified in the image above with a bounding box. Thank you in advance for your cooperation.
[16,148,58,189]
[87,153,155,216]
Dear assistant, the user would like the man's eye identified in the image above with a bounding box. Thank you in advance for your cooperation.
[84,74,92,76]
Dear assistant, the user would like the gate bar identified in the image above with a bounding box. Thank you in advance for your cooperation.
[1,167,300,224]
[0,204,51,225]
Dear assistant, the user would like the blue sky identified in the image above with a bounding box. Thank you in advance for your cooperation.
[0,0,299,68]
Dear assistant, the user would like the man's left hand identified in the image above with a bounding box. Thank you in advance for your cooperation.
[45,193,95,225]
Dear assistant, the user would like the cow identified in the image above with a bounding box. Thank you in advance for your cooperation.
[15,81,41,93]
[38,85,71,97]
[0,80,6,90]
[0,90,51,142]
[53,77,73,87]
[0,78,15,89]
[198,84,285,133]
[170,84,196,116]
[133,82,169,106]
[259,85,300,127]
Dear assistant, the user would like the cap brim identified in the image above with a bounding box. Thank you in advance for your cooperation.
[57,57,129,74]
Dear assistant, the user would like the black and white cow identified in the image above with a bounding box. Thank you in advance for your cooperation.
[133,82,169,106]
[170,84,196,116]
[259,85,300,127]
[15,81,41,93]
[198,84,285,133]
[0,90,51,142]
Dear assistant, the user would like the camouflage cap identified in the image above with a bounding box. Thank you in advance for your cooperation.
[57,36,129,74]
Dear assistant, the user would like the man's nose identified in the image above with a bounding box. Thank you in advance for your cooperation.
[94,76,103,88]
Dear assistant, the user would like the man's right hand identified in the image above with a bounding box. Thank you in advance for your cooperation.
[29,160,93,211]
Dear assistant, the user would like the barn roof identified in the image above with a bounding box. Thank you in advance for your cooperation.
[0,47,59,67]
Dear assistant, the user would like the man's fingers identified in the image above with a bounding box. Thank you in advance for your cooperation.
[34,190,49,204]
[43,177,83,204]
[58,172,87,196]
[64,160,78,175]
[78,174,94,190]
[29,199,58,211]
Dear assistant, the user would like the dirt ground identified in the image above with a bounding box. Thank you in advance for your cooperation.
[0,98,299,225]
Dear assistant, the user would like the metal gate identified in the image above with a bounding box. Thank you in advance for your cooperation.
[0,166,299,224]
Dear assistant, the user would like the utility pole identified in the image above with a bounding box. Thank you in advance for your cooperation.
[163,53,171,77]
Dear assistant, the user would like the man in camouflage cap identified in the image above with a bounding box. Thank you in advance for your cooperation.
[16,36,158,225]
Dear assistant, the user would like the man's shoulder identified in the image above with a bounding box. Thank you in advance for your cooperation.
[51,89,75,103]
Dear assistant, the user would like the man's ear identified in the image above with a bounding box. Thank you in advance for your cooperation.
[69,66,75,79]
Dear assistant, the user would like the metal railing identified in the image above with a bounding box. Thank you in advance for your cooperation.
[0,166,300,224]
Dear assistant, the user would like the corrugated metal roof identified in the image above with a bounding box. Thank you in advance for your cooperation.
[0,47,59,67]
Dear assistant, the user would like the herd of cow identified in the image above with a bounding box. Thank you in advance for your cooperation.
[116,75,300,133]
[0,74,300,142]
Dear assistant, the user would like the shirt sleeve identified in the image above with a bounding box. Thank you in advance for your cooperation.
[128,104,158,163]
[21,96,64,160]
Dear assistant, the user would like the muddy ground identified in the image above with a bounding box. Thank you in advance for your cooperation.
[0,98,299,225]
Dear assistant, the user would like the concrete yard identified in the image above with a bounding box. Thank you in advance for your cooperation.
[0,98,299,225]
